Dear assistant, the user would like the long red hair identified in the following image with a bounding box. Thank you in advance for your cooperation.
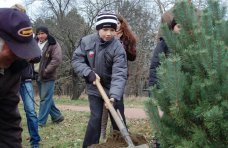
[117,15,137,61]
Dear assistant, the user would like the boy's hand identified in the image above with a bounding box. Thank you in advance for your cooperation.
[85,71,96,83]
[93,73,100,85]
[104,98,116,109]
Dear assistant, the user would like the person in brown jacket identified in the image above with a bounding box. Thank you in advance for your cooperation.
[35,26,64,126]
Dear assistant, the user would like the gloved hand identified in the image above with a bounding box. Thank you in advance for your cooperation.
[9,60,28,73]
[29,56,41,63]
[85,71,96,83]
[93,73,100,85]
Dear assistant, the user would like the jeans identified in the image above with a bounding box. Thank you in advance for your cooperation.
[37,80,62,125]
[20,80,40,147]
[83,95,104,148]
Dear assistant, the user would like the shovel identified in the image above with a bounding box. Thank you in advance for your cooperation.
[95,79,149,148]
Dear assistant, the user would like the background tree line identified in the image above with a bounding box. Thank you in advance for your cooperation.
[23,0,224,99]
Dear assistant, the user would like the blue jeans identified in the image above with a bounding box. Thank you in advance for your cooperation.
[20,80,40,147]
[37,80,62,125]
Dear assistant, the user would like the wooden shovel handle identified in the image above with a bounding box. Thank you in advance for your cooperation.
[94,79,135,146]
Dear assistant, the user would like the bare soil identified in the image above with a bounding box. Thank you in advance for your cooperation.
[89,130,149,148]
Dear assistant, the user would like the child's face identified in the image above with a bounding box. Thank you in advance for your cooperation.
[173,24,181,34]
[116,20,121,31]
[98,28,116,41]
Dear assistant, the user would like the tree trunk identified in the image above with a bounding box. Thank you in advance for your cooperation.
[71,71,86,100]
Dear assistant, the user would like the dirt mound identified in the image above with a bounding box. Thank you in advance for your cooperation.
[89,130,148,148]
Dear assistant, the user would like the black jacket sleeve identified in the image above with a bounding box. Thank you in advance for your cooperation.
[148,38,169,87]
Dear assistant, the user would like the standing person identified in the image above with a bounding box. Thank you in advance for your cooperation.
[149,13,181,88]
[148,11,181,148]
[0,8,41,148]
[11,4,41,148]
[20,63,41,148]
[36,26,64,126]
[115,14,137,61]
[100,14,137,140]
[72,10,128,148]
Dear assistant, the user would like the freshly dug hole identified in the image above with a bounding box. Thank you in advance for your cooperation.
[89,130,148,148]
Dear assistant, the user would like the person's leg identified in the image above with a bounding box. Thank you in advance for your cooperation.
[20,81,40,147]
[83,95,103,148]
[109,97,126,131]
[50,100,64,123]
[38,80,55,125]
[36,80,41,99]
[47,81,64,122]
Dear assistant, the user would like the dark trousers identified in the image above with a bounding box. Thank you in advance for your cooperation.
[83,95,126,148]
[110,97,126,130]
[0,96,22,148]
[83,95,104,148]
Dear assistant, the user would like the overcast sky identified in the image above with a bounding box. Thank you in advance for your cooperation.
[0,0,42,20]
[0,0,227,18]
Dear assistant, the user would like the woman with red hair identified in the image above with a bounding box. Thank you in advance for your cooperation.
[115,14,137,61]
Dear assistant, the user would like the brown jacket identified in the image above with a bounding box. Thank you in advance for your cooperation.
[38,35,62,81]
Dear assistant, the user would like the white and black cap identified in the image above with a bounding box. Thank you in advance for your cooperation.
[95,10,117,30]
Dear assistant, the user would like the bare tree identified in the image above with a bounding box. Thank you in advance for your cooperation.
[28,0,88,99]
[26,0,208,98]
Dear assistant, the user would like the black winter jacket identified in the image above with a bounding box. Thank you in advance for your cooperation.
[148,37,170,87]
[21,57,40,81]
[0,60,28,148]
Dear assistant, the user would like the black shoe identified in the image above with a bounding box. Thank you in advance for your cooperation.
[38,124,45,127]
[152,138,160,148]
[52,115,64,123]
[32,145,39,148]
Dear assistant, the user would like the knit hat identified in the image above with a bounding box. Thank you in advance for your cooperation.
[36,26,49,35]
[95,10,117,30]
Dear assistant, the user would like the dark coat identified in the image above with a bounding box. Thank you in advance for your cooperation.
[0,61,27,148]
[38,35,62,81]
[148,37,170,87]
[21,57,40,81]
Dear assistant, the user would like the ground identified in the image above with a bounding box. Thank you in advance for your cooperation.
[57,104,148,119]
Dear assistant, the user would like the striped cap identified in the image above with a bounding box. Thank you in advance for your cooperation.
[95,10,117,30]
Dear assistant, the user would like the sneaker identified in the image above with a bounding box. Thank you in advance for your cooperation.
[52,115,64,123]
[32,145,39,148]
[152,137,160,148]
[38,124,45,127]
